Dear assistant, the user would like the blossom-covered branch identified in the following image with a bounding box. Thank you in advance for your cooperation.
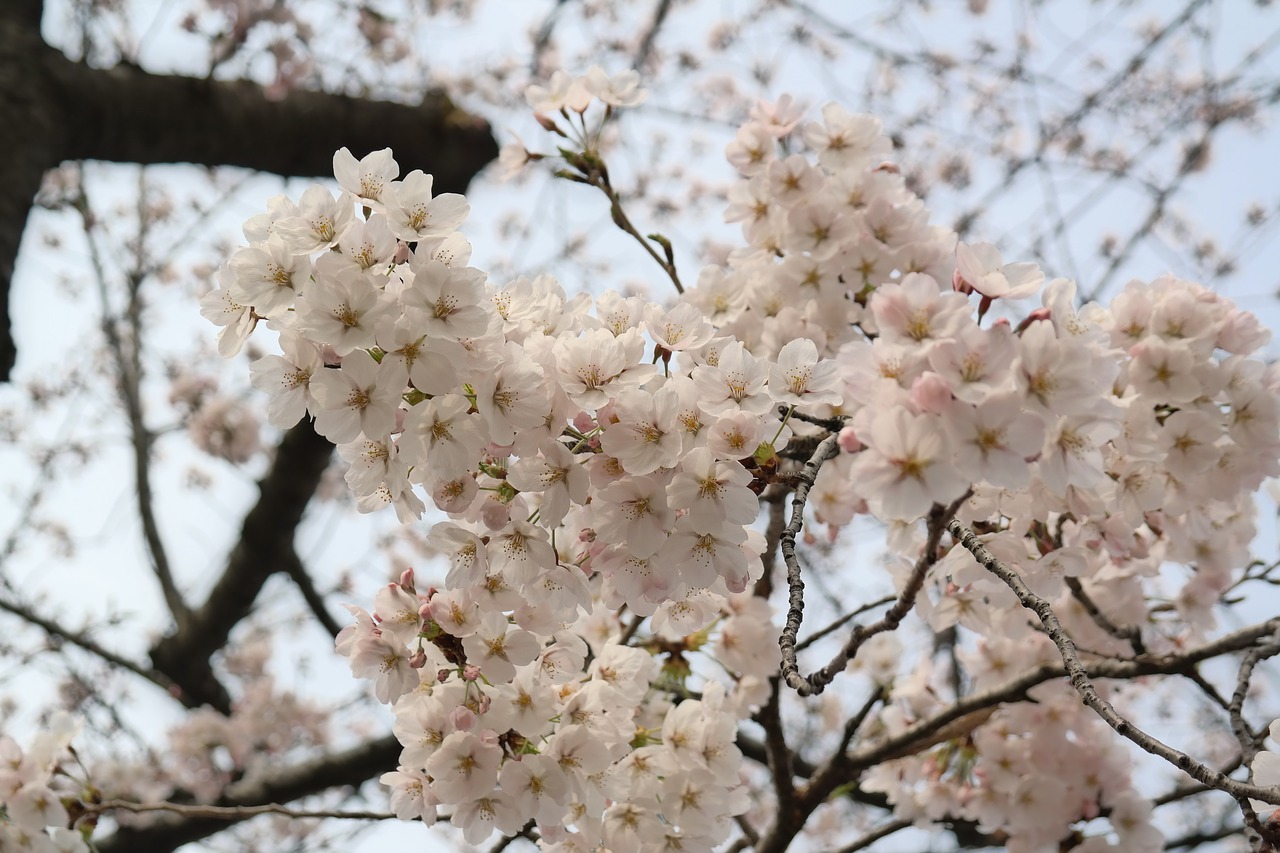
[949,519,1280,823]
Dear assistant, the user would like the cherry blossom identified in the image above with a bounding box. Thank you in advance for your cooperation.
[202,82,1280,853]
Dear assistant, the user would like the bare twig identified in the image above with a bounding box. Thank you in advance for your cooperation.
[0,594,178,695]
[776,432,839,695]
[1065,576,1145,655]
[574,159,683,294]
[793,595,897,653]
[839,687,885,754]
[282,550,343,638]
[633,0,674,73]
[953,0,1214,241]
[74,174,189,629]
[84,798,397,822]
[1231,637,1280,765]
[780,476,967,697]
[486,821,536,852]
[832,818,911,853]
[759,679,797,820]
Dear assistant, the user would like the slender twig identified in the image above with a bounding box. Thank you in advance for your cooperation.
[1080,119,1217,302]
[1182,666,1240,718]
[529,0,573,74]
[949,0,1214,240]
[282,550,342,638]
[779,407,849,433]
[793,595,897,653]
[74,174,189,628]
[949,519,1280,811]
[832,818,911,853]
[0,595,177,693]
[780,477,967,696]
[1064,575,1145,655]
[1231,639,1280,765]
[1163,820,1249,850]
[84,799,398,822]
[582,166,683,294]
[846,619,1278,774]
[619,612,645,646]
[839,687,885,754]
[486,821,537,852]
[777,432,840,695]
[632,0,674,72]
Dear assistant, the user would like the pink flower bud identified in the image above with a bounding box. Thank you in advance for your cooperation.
[837,425,862,453]
[408,649,427,669]
[1014,306,1052,335]
[952,266,974,295]
[399,569,416,592]
[463,664,482,682]
[449,706,476,731]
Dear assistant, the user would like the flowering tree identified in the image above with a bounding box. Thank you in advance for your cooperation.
[4,2,1280,853]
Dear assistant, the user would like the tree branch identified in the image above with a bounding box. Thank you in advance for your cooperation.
[93,734,402,852]
[781,478,966,697]
[87,799,394,822]
[283,550,344,639]
[0,594,177,696]
[949,519,1280,819]
[148,419,334,712]
[0,18,498,380]
[75,177,189,629]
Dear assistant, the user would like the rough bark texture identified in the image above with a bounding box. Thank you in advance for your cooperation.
[0,0,497,379]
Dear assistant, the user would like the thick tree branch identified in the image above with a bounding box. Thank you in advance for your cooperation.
[148,420,334,712]
[0,15,498,380]
[94,734,402,853]
[758,680,798,830]
[50,61,494,191]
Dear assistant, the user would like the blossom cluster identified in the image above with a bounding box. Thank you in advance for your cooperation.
[0,714,88,852]
[205,65,1280,851]
[201,70,799,849]
[710,100,1276,849]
